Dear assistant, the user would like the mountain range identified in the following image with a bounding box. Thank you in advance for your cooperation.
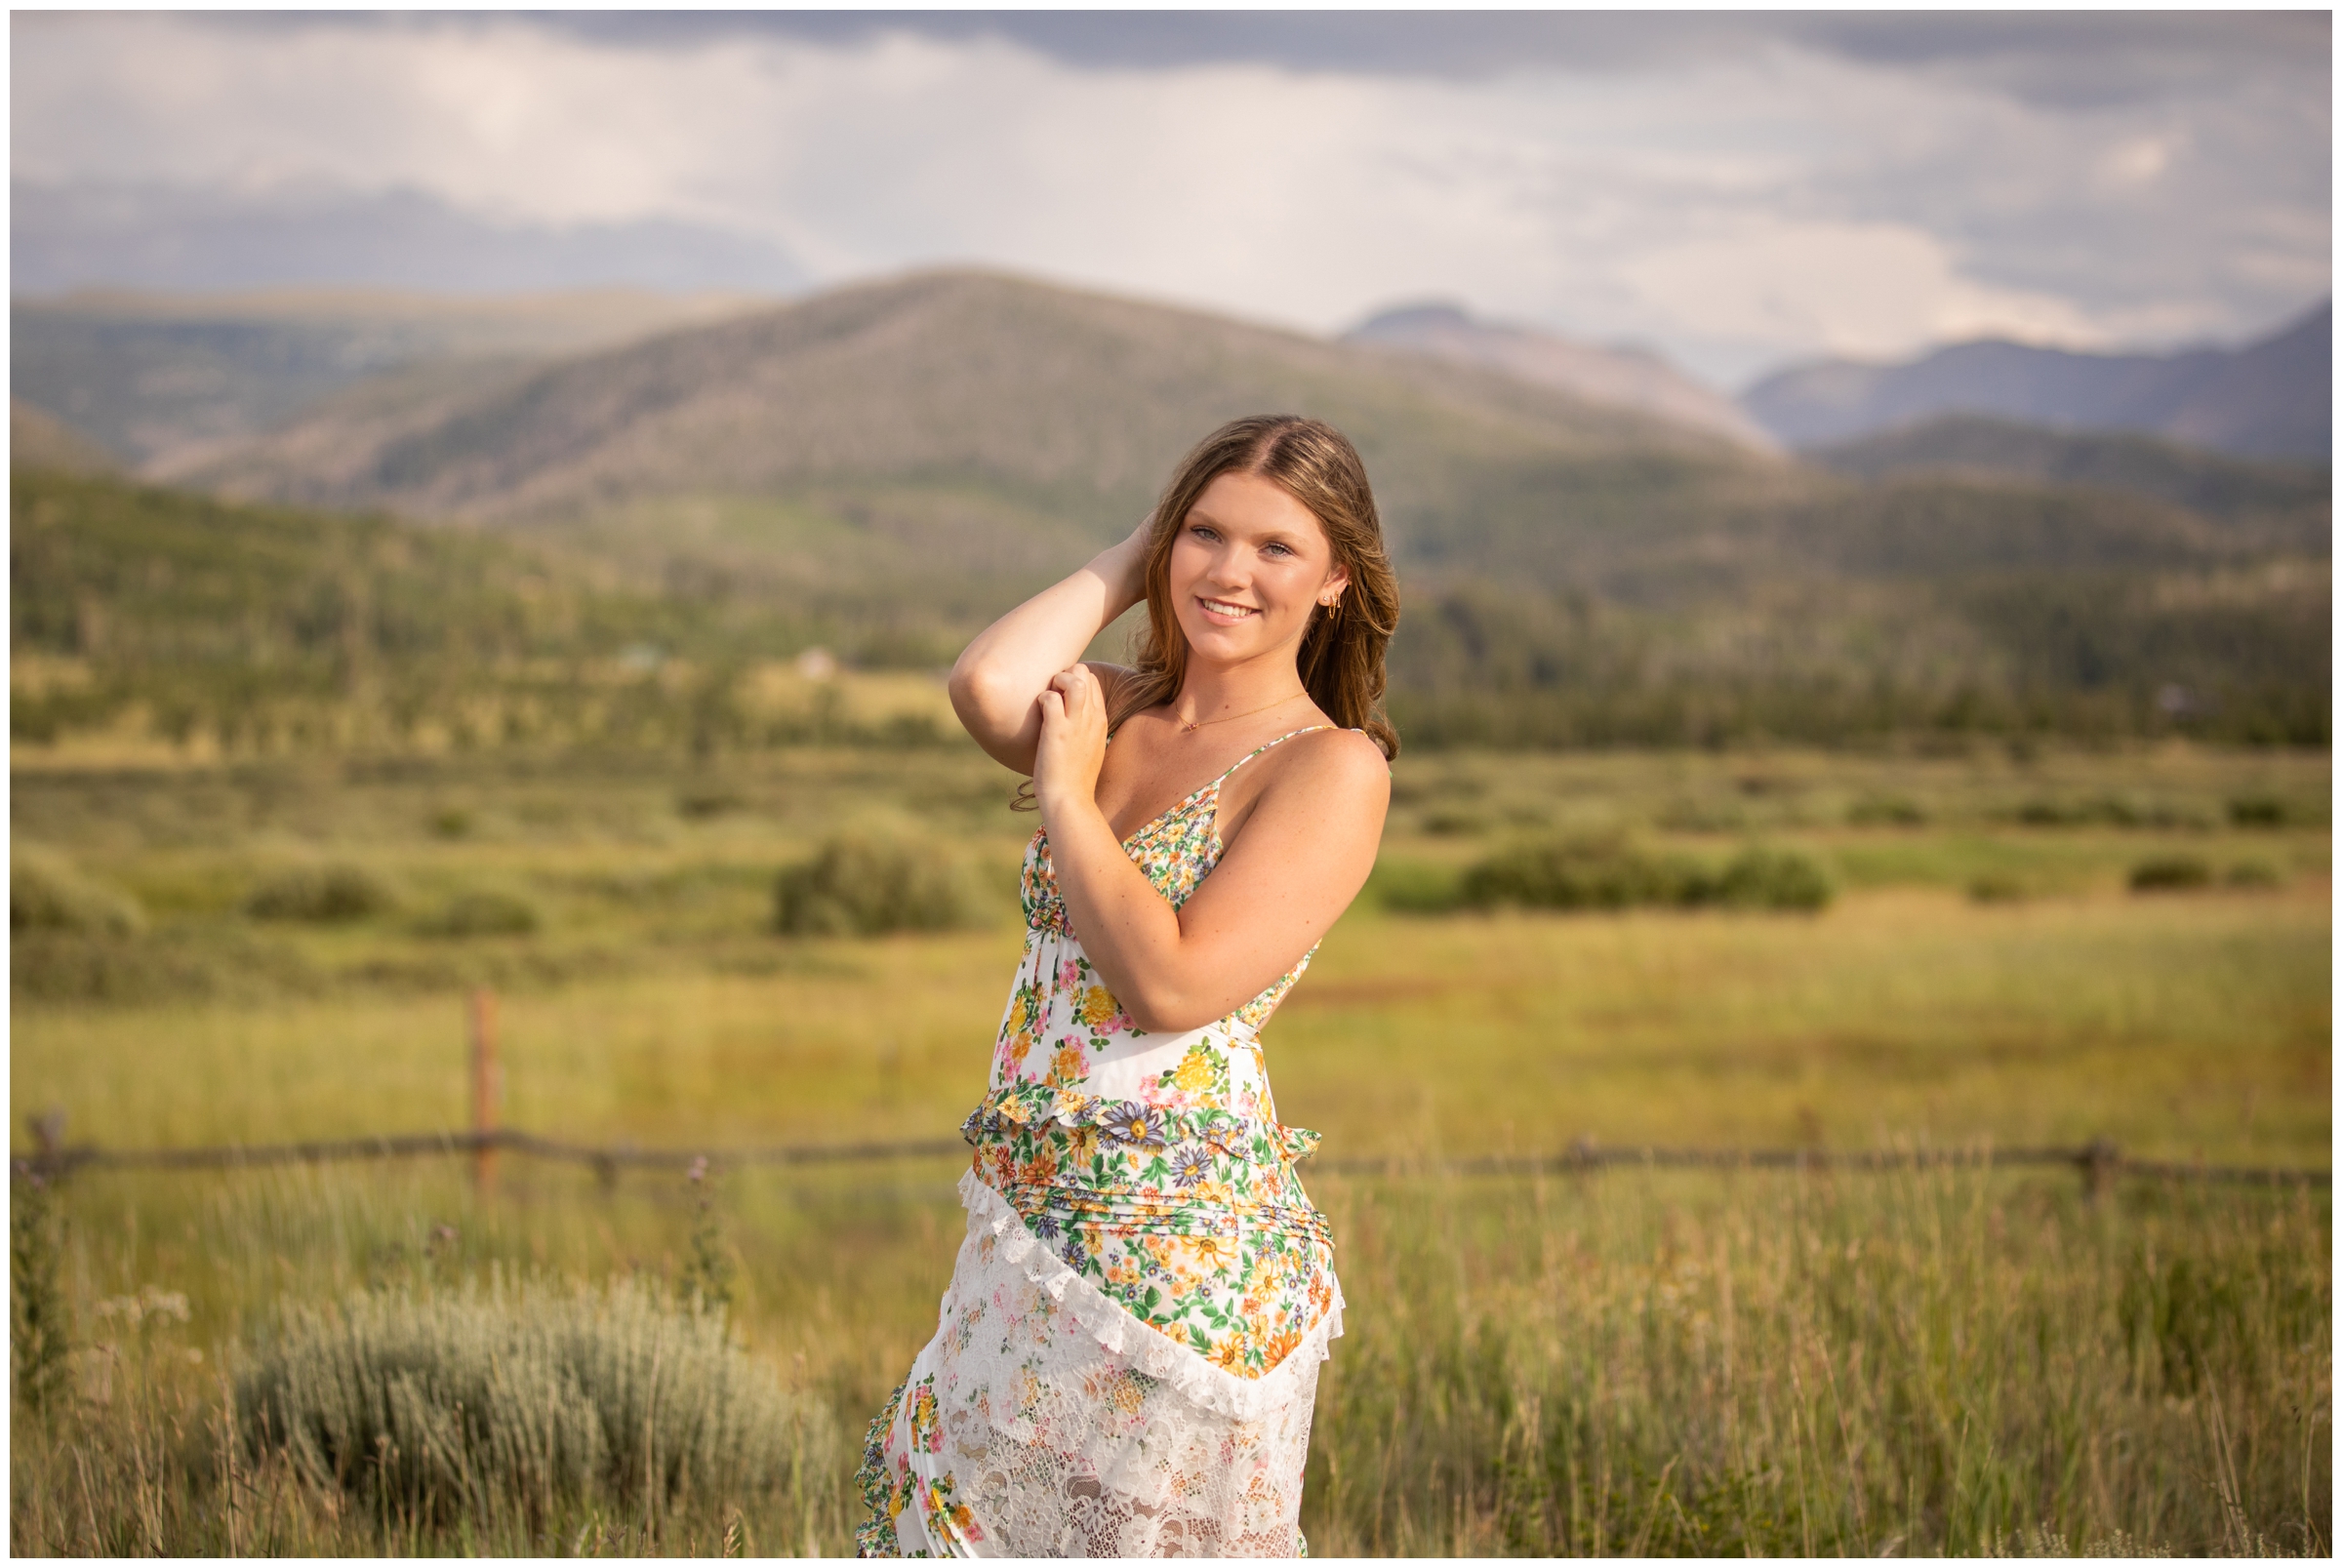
[1342,304,1777,454]
[12,287,763,469]
[11,268,2328,747]
[1744,301,2331,462]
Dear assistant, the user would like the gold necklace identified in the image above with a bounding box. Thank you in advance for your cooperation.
[1174,690,1309,734]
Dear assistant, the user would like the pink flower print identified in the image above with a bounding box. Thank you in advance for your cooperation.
[1058,959,1084,991]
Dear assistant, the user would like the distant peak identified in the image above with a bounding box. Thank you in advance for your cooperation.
[1351,302,1478,337]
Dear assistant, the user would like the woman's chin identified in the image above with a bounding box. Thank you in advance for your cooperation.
[1178,620,1272,662]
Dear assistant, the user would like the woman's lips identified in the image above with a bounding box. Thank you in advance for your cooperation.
[1197,596,1259,623]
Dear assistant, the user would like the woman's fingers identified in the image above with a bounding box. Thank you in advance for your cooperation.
[1049,665,1098,718]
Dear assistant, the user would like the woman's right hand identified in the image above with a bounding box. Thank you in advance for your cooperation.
[1032,663,1110,828]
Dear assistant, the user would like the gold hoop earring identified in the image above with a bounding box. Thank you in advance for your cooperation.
[1321,594,1342,620]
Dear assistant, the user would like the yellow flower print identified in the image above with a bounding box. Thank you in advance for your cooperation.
[1078,985,1122,1029]
[1046,1046,1085,1086]
[1171,1048,1216,1092]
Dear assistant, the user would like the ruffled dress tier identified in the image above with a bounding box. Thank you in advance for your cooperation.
[856,728,1345,1558]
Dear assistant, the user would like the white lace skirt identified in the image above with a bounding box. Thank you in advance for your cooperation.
[857,1171,1344,1557]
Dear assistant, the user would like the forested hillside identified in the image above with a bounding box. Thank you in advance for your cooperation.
[14,270,2329,753]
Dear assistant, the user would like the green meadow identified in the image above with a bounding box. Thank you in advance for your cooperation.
[10,738,2331,1553]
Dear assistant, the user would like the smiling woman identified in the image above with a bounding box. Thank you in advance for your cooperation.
[853,417,1398,1557]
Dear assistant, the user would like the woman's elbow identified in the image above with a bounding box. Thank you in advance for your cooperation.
[948,659,1019,729]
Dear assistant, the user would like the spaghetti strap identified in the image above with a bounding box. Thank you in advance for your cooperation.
[1212,723,1337,787]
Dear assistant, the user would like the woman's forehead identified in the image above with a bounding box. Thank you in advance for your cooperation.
[1187,470,1325,543]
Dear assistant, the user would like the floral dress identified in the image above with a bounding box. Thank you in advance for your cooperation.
[857,727,1349,1558]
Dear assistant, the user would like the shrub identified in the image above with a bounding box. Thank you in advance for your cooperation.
[1709,847,1834,911]
[2227,794,2288,828]
[676,788,746,821]
[416,890,542,939]
[774,831,990,937]
[2129,856,2212,893]
[10,851,144,937]
[245,864,399,923]
[1845,794,1926,826]
[236,1273,834,1524]
[1967,872,2028,904]
[1368,858,1467,913]
[1459,837,1833,914]
[1461,834,1691,911]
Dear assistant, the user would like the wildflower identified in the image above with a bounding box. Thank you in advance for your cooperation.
[1169,1146,1214,1188]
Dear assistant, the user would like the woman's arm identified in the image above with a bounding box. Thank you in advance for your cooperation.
[948,523,1151,774]
[1034,664,1390,1033]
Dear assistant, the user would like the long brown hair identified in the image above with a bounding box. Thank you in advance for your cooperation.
[1111,415,1401,759]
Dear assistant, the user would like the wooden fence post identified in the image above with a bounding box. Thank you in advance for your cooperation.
[2080,1136,2120,1204]
[470,987,501,1196]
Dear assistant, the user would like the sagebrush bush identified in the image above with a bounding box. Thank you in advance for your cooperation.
[245,864,400,923]
[416,890,542,939]
[774,831,989,937]
[236,1273,833,1525]
[1460,836,1834,914]
[2129,855,2213,893]
[2227,793,2288,828]
[1710,846,1834,910]
[11,850,144,936]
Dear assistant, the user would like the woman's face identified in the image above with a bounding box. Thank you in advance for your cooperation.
[1166,470,1350,669]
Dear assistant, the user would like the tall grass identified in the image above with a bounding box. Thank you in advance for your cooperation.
[8,1158,2327,1555]
[1302,1166,2328,1555]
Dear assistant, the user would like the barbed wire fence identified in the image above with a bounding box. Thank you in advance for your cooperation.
[10,1122,2325,1201]
[13,990,2326,1198]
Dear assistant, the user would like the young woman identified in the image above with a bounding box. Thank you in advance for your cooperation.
[855,415,1398,1557]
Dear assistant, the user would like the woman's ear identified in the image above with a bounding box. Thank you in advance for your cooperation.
[1318,564,1352,605]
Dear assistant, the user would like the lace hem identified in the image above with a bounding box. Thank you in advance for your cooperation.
[955,1169,1344,1415]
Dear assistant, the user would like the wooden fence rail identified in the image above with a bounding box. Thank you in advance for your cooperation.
[9,1124,2327,1195]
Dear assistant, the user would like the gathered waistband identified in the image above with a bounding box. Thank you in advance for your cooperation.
[960,1082,1322,1168]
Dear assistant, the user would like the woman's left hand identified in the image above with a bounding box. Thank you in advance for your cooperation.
[1032,664,1110,827]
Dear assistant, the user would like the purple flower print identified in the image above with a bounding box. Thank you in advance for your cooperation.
[1101,1102,1169,1147]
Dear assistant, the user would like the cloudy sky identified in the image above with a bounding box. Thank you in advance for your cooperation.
[12,11,2331,386]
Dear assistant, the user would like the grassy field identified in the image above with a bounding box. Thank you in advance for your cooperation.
[9,739,2331,1553]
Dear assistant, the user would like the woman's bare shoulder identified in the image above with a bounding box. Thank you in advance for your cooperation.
[1245,724,1391,818]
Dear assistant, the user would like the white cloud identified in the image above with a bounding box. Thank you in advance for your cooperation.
[11,13,2327,386]
[1621,221,2106,362]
